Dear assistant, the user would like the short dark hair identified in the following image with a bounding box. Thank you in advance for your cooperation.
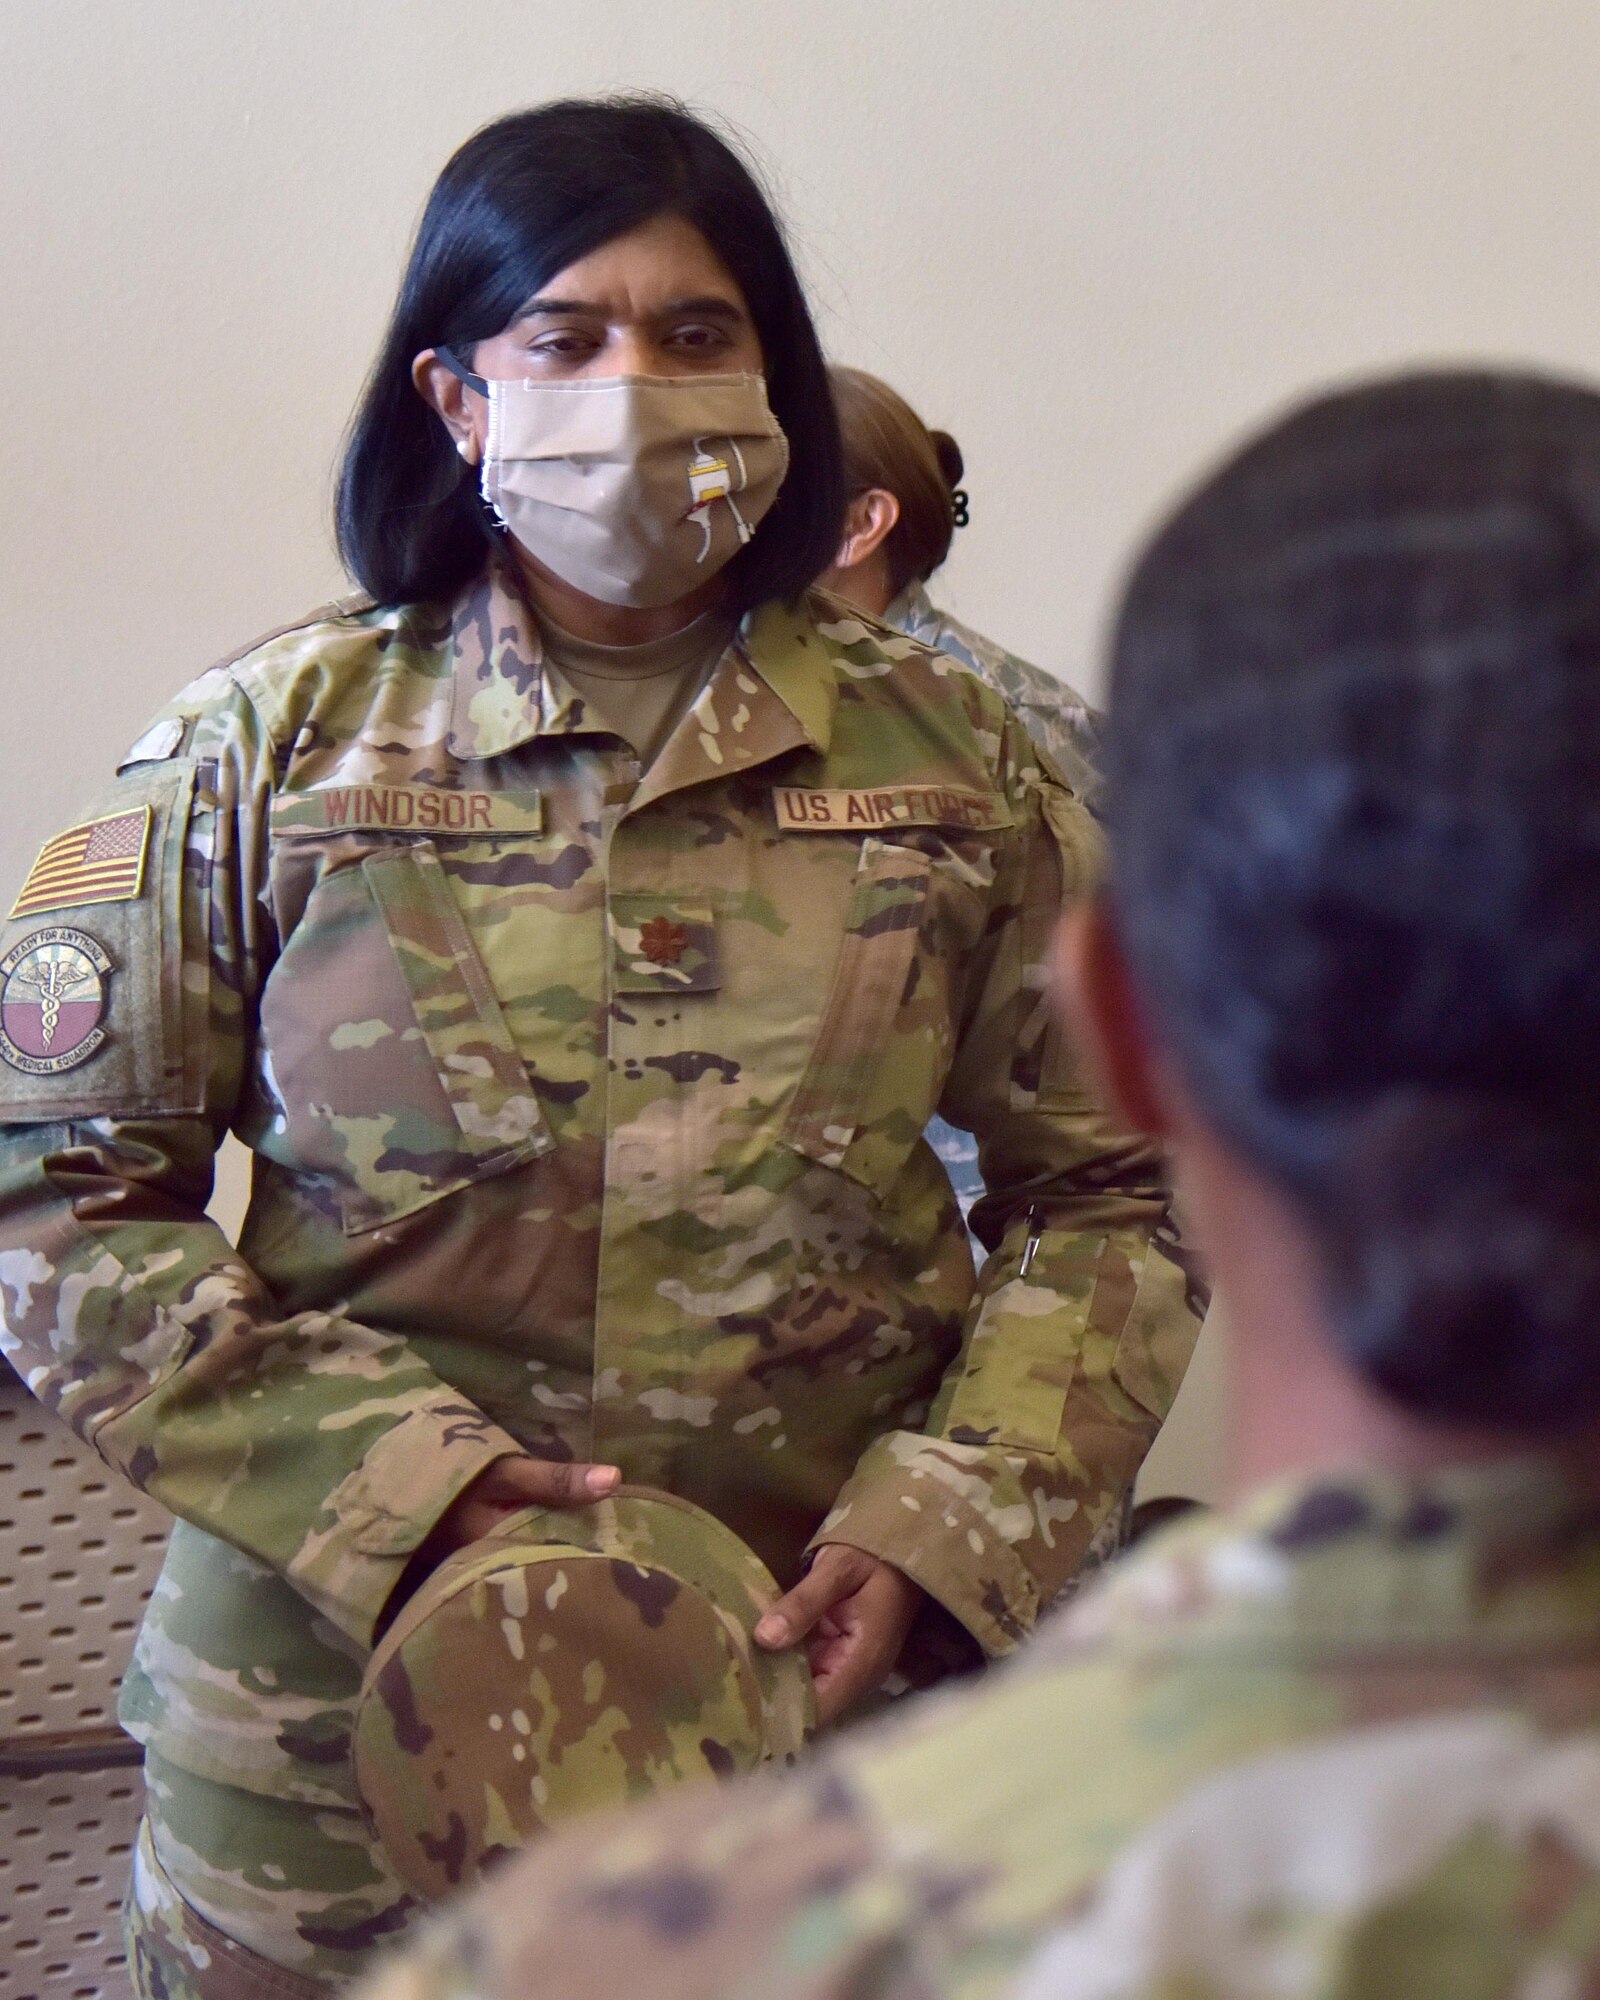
[1107,369,1600,1435]
[337,97,844,614]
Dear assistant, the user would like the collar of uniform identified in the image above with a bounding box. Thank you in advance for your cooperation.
[884,578,939,646]
[605,592,841,811]
[445,563,592,759]
[445,570,840,766]
[737,593,839,753]
[1055,1456,1600,1660]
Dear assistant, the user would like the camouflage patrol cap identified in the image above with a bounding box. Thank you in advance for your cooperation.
[352,1485,814,1900]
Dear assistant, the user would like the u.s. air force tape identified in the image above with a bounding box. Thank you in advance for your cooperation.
[771,786,1013,833]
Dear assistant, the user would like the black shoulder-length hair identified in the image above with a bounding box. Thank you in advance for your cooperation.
[337,96,845,614]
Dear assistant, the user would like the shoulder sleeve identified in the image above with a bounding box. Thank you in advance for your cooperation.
[0,663,524,1648]
[352,1763,907,2000]
[0,683,255,1122]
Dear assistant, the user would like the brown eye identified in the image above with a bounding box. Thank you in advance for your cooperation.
[668,323,732,354]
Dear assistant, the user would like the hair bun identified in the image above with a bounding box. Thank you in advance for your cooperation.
[1317,1091,1600,1432]
[930,429,965,492]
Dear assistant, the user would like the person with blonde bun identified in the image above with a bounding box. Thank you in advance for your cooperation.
[820,365,1101,803]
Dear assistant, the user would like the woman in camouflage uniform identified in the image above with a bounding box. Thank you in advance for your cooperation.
[364,364,1600,2000]
[0,99,1197,1995]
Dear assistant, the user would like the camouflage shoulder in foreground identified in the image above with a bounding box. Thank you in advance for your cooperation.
[354,1458,1600,2000]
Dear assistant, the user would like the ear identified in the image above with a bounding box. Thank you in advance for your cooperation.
[1053,899,1173,1138]
[412,348,483,466]
[834,487,900,570]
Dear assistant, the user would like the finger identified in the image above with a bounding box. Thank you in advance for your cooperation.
[436,1501,495,1548]
[804,1621,851,1684]
[484,1456,622,1507]
[806,1619,853,1671]
[810,1576,922,1727]
[755,1550,864,1649]
[809,1634,872,1729]
[812,1668,850,1731]
[814,1635,894,1729]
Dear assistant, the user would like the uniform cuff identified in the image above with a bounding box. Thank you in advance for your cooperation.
[285,1399,524,1648]
[807,1447,1041,1658]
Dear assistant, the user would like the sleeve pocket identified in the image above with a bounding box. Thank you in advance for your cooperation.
[1109,1241,1202,1423]
[940,1227,1102,1452]
[1015,784,1101,1111]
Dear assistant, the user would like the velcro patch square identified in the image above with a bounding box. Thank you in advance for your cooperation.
[609,893,720,995]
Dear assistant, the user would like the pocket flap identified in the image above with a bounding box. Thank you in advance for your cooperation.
[361,842,551,1159]
[782,841,931,1178]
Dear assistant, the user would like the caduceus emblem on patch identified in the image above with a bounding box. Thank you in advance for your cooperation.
[0,927,112,1074]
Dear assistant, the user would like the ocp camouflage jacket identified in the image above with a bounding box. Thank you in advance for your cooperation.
[0,567,1198,1805]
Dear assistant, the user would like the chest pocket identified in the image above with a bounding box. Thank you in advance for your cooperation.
[260,837,551,1235]
[780,838,936,1197]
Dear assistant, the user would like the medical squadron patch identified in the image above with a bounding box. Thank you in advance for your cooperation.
[0,928,112,1074]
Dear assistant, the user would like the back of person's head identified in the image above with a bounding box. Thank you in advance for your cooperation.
[829,365,964,595]
[1108,370,1600,1434]
[340,96,843,612]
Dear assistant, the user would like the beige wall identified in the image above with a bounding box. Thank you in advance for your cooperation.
[10,0,1600,1500]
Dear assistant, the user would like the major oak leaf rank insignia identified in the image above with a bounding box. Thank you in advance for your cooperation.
[639,916,689,966]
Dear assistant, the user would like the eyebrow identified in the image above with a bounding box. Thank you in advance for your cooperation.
[512,294,749,325]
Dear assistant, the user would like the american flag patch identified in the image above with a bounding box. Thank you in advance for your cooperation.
[10,808,151,920]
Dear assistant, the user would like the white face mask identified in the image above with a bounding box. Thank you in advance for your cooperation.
[439,353,791,608]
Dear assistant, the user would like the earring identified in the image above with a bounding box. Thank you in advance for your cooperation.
[456,436,479,466]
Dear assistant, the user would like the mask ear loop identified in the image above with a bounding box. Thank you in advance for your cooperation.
[724,438,756,547]
[434,346,489,394]
[433,348,509,533]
